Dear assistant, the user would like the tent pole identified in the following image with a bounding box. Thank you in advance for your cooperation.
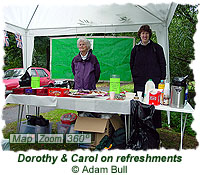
[165,26,170,83]
[26,5,39,29]
[22,30,34,70]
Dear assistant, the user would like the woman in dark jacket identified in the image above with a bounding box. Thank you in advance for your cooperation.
[130,25,166,92]
[72,37,100,90]
[130,25,166,128]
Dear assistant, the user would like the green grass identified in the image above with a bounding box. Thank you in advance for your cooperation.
[120,83,134,92]
[96,82,109,87]
[157,127,198,150]
[3,103,18,109]
[96,82,134,92]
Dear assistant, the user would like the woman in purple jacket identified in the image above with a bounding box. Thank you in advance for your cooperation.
[71,37,100,90]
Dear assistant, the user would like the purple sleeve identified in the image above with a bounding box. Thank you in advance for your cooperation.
[71,58,75,76]
[94,57,101,83]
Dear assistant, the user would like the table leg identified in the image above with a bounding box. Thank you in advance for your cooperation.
[17,105,21,132]
[17,104,24,133]
[182,114,188,140]
[128,114,131,140]
[38,107,40,115]
[35,106,40,116]
[179,113,188,150]
[36,107,38,116]
[167,111,170,127]
[124,114,128,144]
[25,105,30,115]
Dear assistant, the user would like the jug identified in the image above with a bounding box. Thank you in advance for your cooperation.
[110,75,120,94]
[31,76,40,88]
[170,75,188,108]
[143,79,155,104]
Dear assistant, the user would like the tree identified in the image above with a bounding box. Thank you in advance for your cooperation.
[3,33,23,71]
[3,34,50,71]
[32,36,50,69]
[168,4,198,81]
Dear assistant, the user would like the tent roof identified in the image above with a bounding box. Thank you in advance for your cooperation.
[4,3,176,36]
[3,2,177,82]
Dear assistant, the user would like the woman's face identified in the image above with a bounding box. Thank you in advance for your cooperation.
[78,41,88,53]
[140,31,150,45]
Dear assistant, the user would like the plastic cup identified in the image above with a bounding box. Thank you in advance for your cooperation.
[126,92,136,99]
[110,91,115,100]
[137,91,143,97]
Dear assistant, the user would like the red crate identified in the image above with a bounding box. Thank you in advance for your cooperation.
[24,88,36,95]
[48,88,70,97]
[36,88,48,96]
[13,87,26,94]
[13,87,31,94]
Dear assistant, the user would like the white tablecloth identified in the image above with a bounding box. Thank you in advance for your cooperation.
[6,94,57,107]
[6,94,194,114]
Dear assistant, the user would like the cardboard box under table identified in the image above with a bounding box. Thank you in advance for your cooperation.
[74,115,123,147]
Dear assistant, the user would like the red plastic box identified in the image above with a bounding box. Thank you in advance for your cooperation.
[48,88,69,97]
[13,87,26,94]
[149,91,161,106]
[13,87,33,95]
[36,87,48,96]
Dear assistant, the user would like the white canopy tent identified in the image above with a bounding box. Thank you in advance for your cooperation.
[3,2,177,81]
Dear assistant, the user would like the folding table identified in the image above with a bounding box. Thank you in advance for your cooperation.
[6,94,194,150]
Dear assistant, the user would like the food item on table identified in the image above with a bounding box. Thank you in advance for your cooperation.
[69,90,108,97]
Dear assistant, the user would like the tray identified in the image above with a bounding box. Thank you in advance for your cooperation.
[68,94,97,98]
[80,95,97,98]
[106,97,125,100]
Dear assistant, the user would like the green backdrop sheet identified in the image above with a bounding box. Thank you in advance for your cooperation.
[51,37,134,81]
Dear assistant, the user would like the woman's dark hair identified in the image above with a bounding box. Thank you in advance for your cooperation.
[137,25,152,39]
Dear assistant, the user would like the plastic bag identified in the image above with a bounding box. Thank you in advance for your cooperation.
[126,100,160,150]
[1,139,10,151]
[19,67,31,87]
[26,115,49,127]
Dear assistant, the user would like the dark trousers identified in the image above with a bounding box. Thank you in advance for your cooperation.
[134,84,162,128]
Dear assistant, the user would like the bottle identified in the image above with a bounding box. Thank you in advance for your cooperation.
[158,80,165,89]
[144,79,155,104]
[158,80,165,105]
[185,84,188,105]
[163,83,170,105]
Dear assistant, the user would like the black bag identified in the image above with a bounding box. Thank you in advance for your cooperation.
[26,115,49,127]
[19,67,31,87]
[26,115,37,125]
[126,100,160,150]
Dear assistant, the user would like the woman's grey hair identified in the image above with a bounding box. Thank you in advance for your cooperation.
[77,37,91,50]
